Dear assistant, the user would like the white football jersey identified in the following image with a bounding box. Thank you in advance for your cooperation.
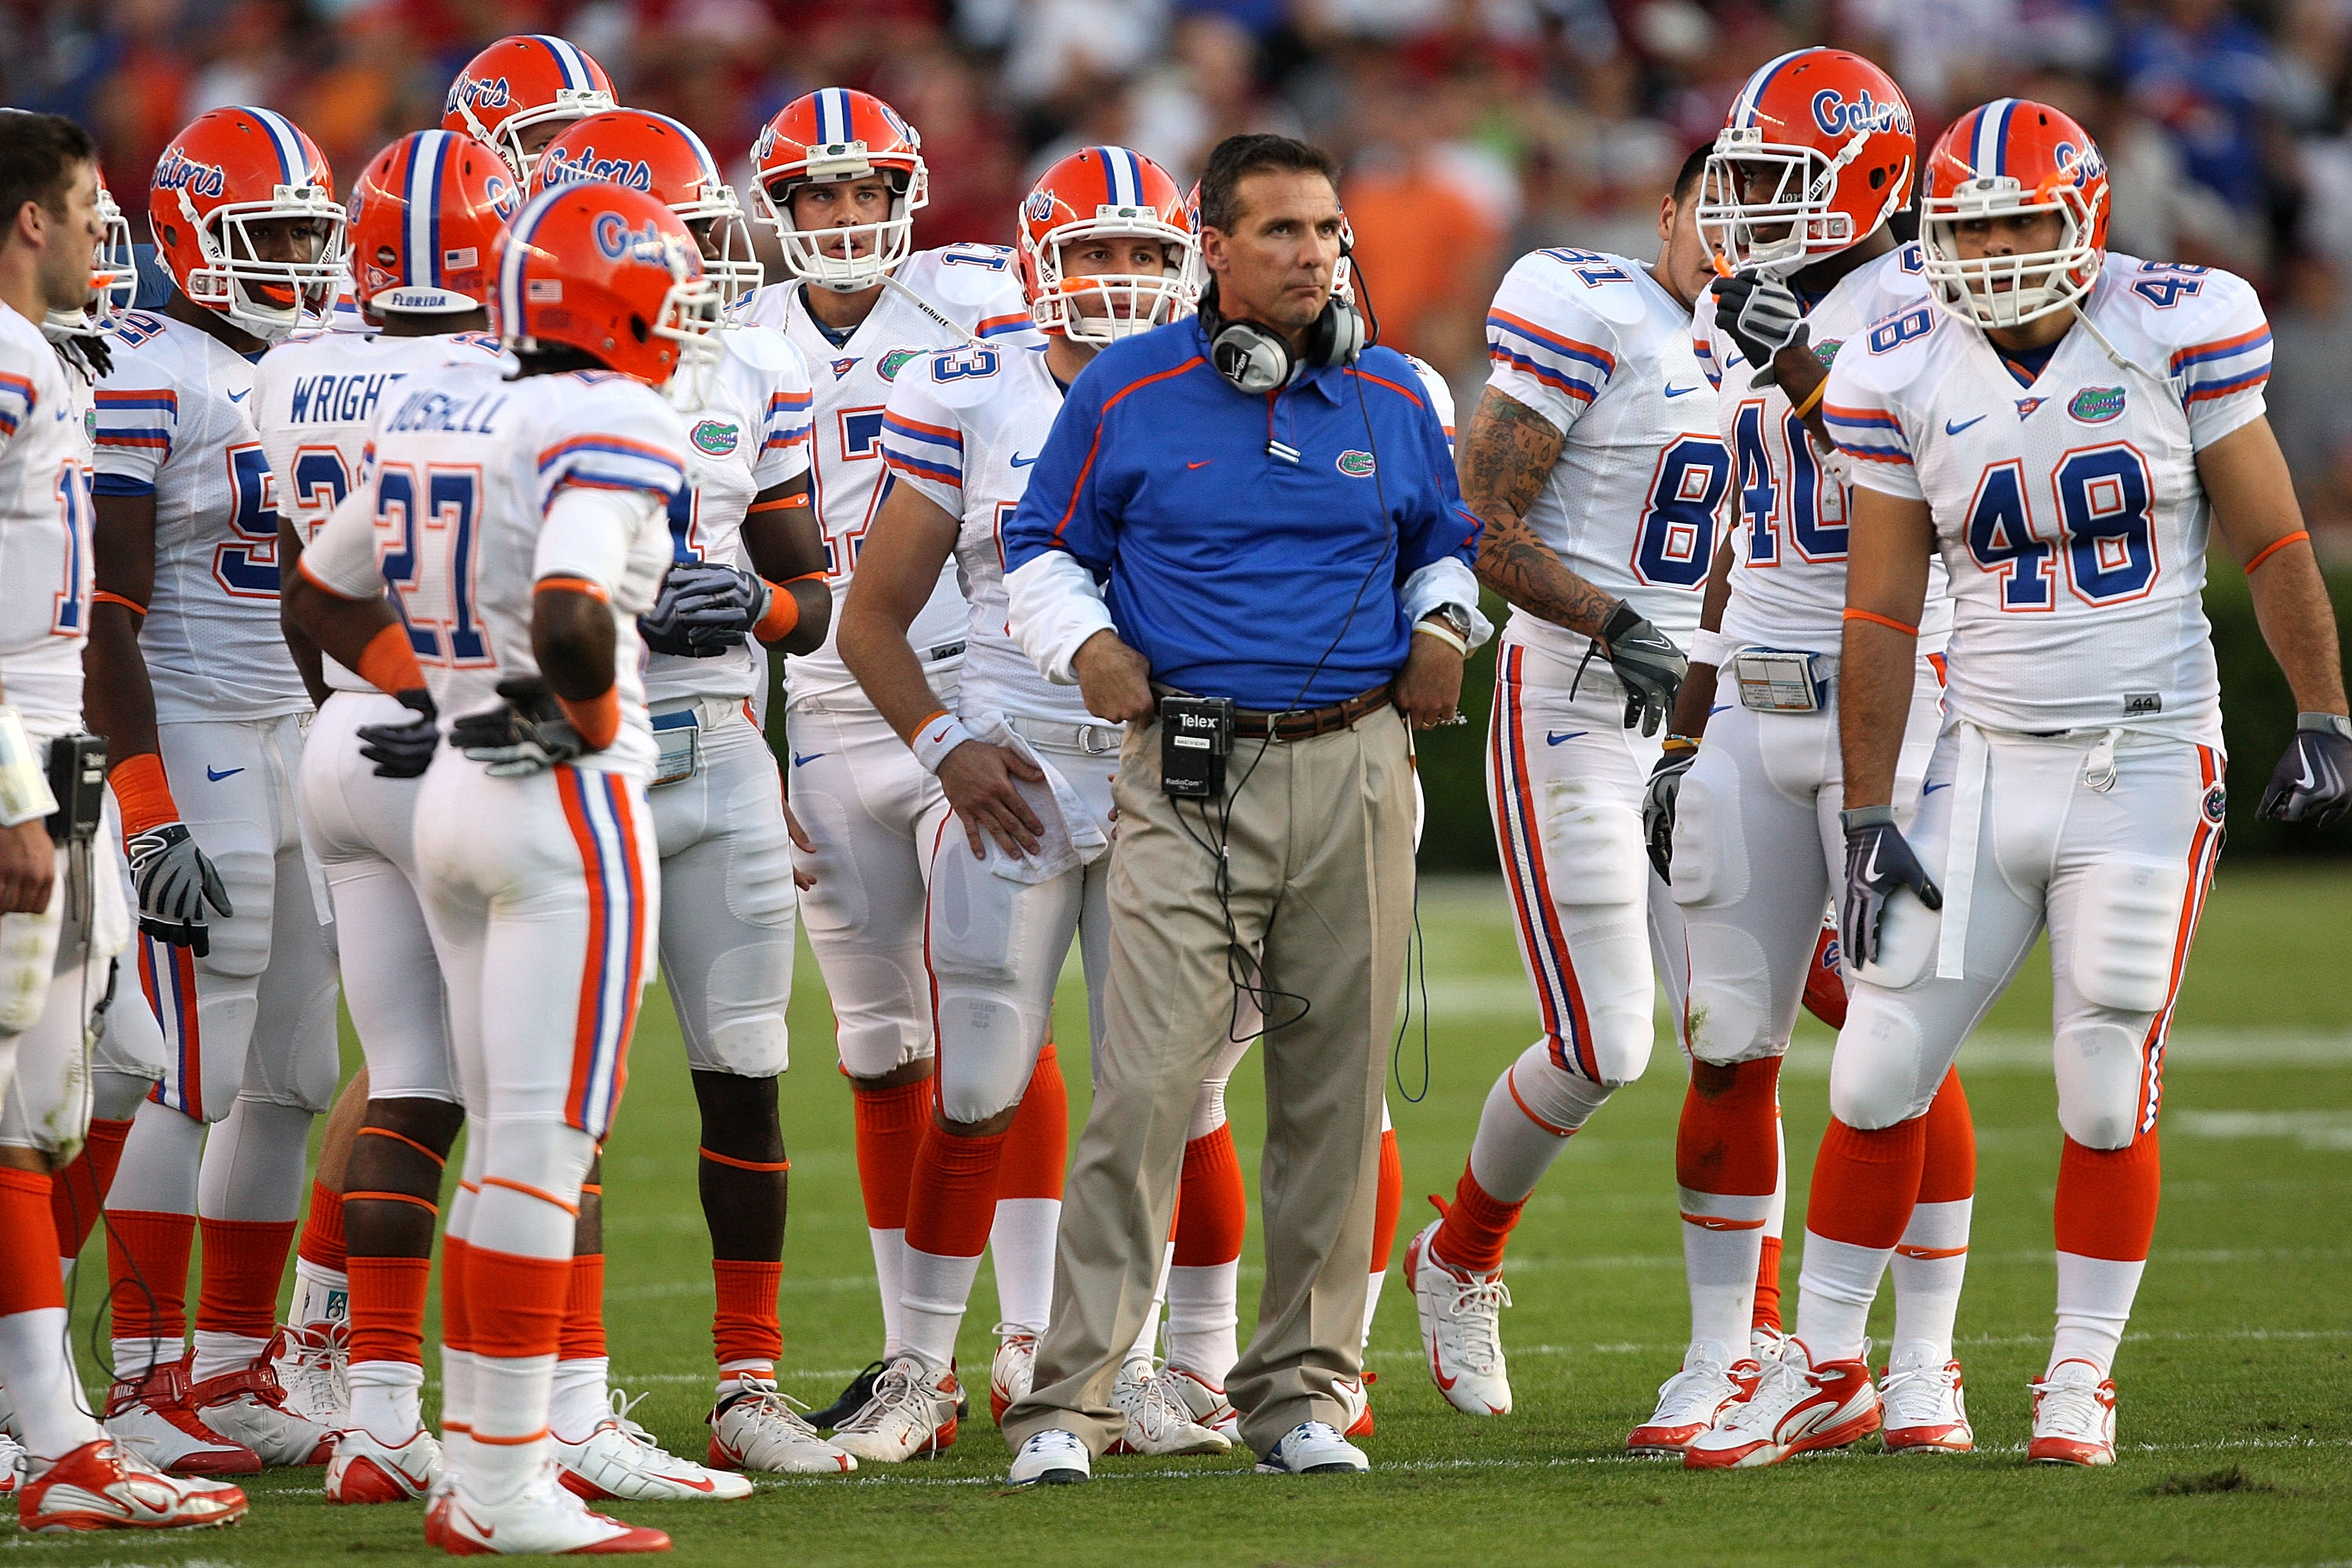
[252,328,506,693]
[1485,247,1729,658]
[1693,243,1954,655]
[0,304,95,734]
[92,310,309,721]
[645,325,815,708]
[303,363,686,779]
[735,245,1039,706]
[1821,252,2267,745]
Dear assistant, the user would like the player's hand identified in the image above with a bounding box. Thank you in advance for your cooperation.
[1642,736,1700,883]
[2258,713,2352,828]
[938,741,1048,859]
[783,799,817,889]
[1839,807,1942,971]
[0,819,56,916]
[449,679,586,778]
[640,563,767,657]
[1396,626,1467,728]
[1713,270,1809,388]
[1073,631,1154,726]
[355,689,440,779]
[125,822,233,957]
[1602,602,1686,737]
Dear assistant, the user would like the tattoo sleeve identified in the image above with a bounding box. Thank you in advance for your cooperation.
[1461,387,1621,637]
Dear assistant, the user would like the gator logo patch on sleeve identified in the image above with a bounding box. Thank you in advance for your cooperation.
[690,419,740,456]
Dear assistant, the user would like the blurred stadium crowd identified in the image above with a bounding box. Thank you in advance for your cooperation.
[9,0,2352,550]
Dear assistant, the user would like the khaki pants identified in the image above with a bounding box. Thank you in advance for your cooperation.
[1000,702,1416,1457]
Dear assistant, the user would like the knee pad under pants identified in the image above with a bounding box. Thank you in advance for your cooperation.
[474,1120,599,1260]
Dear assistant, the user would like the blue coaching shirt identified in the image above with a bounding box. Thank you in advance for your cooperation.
[1000,317,1479,710]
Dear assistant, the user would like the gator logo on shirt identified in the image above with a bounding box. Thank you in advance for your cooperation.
[1336,449,1376,477]
[691,419,740,456]
[2068,386,2126,423]
[2203,782,2227,823]
[1813,338,1845,367]
[877,349,923,381]
[85,408,96,441]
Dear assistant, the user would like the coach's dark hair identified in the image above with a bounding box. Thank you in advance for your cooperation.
[1672,143,1710,204]
[1197,134,1342,234]
[0,111,99,245]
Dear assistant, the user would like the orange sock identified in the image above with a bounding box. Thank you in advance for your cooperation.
[1918,1067,1976,1203]
[441,1234,474,1356]
[298,1181,347,1273]
[0,1168,67,1315]
[1370,1127,1403,1273]
[561,1252,606,1361]
[107,1208,196,1345]
[997,1043,1066,1201]
[1752,1235,1784,1334]
[49,1116,132,1262]
[1173,1124,1247,1267]
[712,1259,783,1375]
[852,1078,927,1232]
[195,1217,297,1343]
[1675,1058,1782,1197]
[904,1120,1007,1259]
[466,1246,570,1359]
[2055,1131,2161,1261]
[347,1255,432,1367]
[1432,1170,1521,1276]
[1805,1117,1927,1250]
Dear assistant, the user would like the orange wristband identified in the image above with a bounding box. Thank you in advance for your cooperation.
[557,688,621,750]
[110,752,179,835]
[535,575,609,602]
[92,589,147,616]
[355,621,426,699]
[1842,608,1918,637]
[2243,529,2309,575]
[754,578,804,644]
[746,493,811,514]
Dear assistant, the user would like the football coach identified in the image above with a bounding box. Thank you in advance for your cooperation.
[996,132,1485,1482]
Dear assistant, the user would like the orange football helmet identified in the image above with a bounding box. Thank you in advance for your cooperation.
[532,110,763,303]
[1698,48,1915,274]
[1019,146,1193,343]
[442,34,617,183]
[348,130,518,322]
[750,88,927,292]
[1920,99,2111,329]
[492,183,721,395]
[148,106,346,340]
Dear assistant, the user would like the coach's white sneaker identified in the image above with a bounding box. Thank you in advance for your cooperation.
[706,1377,855,1475]
[829,1356,959,1463]
[17,1437,249,1533]
[1627,1343,1746,1455]
[989,1324,1037,1424]
[1684,1337,1881,1470]
[1163,1366,1240,1441]
[187,1359,334,1468]
[326,1425,443,1504]
[556,1388,751,1501]
[441,1464,670,1555]
[271,1320,349,1428]
[1007,1428,1090,1486]
[1105,1359,1231,1457]
[1255,1421,1368,1475]
[2028,1359,2118,1466]
[103,1363,260,1476]
[1404,1218,1513,1416]
[1879,1345,1973,1454]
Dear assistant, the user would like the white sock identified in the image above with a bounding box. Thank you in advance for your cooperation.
[0,1308,104,1460]
[988,1196,1058,1334]
[189,1328,267,1383]
[347,1359,425,1444]
[466,1352,557,1502]
[111,1335,172,1383]
[1360,1264,1388,1351]
[1165,1261,1240,1385]
[439,1345,477,1484]
[1464,1047,1598,1203]
[1678,1190,1771,1365]
[548,1355,611,1442]
[1889,1196,1972,1363]
[2050,1252,2146,1378]
[1125,1243,1173,1366]
[900,1247,985,1373]
[1794,1230,1893,1363]
[868,1226,908,1359]
[292,1256,349,1326]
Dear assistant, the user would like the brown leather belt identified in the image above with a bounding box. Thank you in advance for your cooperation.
[1232,682,1394,742]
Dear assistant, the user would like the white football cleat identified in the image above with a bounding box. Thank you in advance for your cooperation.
[1254,1420,1367,1475]
[557,1388,752,1501]
[706,1377,855,1475]
[1163,1366,1240,1442]
[2028,1359,2118,1466]
[440,1463,671,1555]
[187,1359,334,1467]
[1332,1372,1374,1439]
[0,1427,24,1497]
[103,1362,260,1476]
[1105,1359,1230,1457]
[325,1425,442,1504]
[1683,1337,1880,1470]
[989,1324,1037,1425]
[16,1437,249,1533]
[1879,1347,1973,1454]
[1404,1218,1513,1416]
[1007,1428,1090,1486]
[1627,1343,1747,1455]
[827,1356,959,1463]
[270,1320,349,1428]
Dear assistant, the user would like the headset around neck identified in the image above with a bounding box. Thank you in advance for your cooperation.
[1197,272,1367,394]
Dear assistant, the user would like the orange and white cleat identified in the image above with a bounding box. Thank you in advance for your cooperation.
[828,1357,959,1465]
[1627,1344,1748,1455]
[1683,1337,1881,1470]
[1334,1370,1375,1439]
[1163,1365,1240,1442]
[989,1324,1036,1425]
[705,1377,854,1475]
[1404,1217,1512,1416]
[272,1319,350,1428]
[102,1360,261,1475]
[1104,1359,1229,1457]
[0,1427,24,1495]
[438,1464,670,1555]
[327,1425,445,1503]
[1878,1348,1973,1454]
[557,1389,751,1501]
[187,1354,335,1466]
[2027,1359,2118,1466]
[17,1437,249,1532]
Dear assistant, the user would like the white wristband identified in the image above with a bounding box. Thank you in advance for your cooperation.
[1413,618,1468,656]
[0,706,60,829]
[1689,628,1733,668]
[908,710,975,775]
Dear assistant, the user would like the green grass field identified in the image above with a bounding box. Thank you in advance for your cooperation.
[31,863,2352,1566]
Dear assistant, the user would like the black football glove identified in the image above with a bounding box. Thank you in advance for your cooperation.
[1839,806,1943,971]
[1712,270,1809,388]
[2258,713,2352,829]
[1602,601,1686,738]
[1642,736,1700,884]
[124,821,233,957]
[639,562,768,657]
[449,678,586,777]
[355,688,440,779]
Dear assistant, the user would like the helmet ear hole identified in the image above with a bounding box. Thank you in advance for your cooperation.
[630,314,650,343]
[1870,168,1886,189]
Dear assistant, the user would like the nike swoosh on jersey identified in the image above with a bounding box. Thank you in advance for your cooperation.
[205,766,244,782]
[792,752,825,767]
[1546,731,1588,746]
[227,389,249,403]
[1945,415,1985,434]
[1663,383,1697,398]
[1009,452,1036,468]
[1921,781,1951,794]
[1186,459,1213,470]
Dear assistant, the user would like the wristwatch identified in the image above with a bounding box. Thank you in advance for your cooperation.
[1425,604,1473,641]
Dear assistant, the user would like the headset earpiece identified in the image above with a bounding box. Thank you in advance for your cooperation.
[1200,277,1366,395]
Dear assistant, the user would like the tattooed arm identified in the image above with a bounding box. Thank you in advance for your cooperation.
[1461,385,1620,637]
